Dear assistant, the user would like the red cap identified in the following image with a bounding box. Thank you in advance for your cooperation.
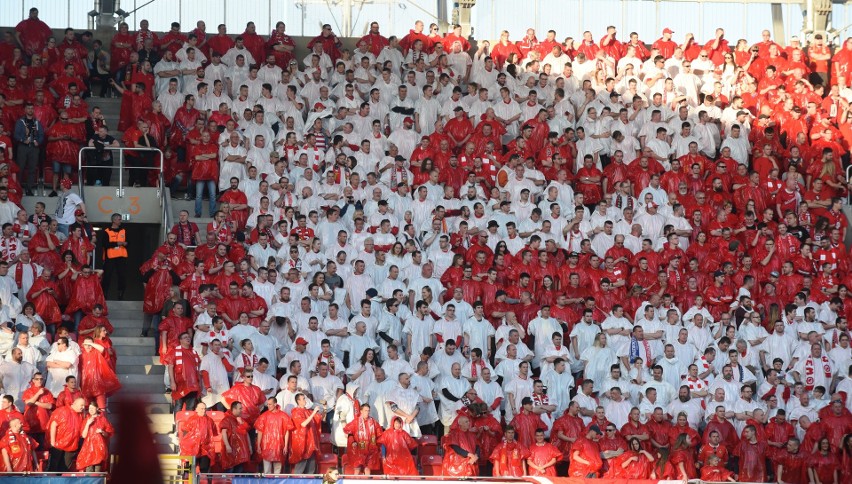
[295,337,309,345]
[314,102,326,110]
[61,178,73,190]
[663,28,674,34]
[403,117,414,124]
[75,209,85,216]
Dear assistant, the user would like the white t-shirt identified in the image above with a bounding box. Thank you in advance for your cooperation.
[55,191,83,225]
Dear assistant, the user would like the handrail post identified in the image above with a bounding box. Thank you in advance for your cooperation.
[118,149,123,193]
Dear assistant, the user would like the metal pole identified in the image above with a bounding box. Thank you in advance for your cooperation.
[118,150,123,194]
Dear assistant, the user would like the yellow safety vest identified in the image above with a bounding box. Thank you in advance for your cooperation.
[105,228,128,259]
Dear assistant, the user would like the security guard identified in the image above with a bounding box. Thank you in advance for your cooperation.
[101,213,128,299]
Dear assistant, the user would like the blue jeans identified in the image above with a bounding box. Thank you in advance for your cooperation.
[57,224,70,237]
[194,180,216,217]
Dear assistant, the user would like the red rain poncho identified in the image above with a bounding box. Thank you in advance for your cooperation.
[21,385,54,433]
[569,436,602,478]
[141,259,174,315]
[606,449,654,479]
[75,413,113,470]
[221,384,265,425]
[164,345,200,401]
[0,430,37,471]
[218,412,252,469]
[376,418,418,475]
[343,415,382,470]
[288,407,322,464]
[27,277,62,325]
[734,439,768,483]
[254,406,294,463]
[158,314,192,364]
[441,427,478,477]
[179,413,218,460]
[65,272,106,316]
[47,406,84,451]
[551,412,585,458]
[80,344,121,399]
[28,232,62,274]
[527,441,562,476]
[46,122,80,166]
[489,439,529,477]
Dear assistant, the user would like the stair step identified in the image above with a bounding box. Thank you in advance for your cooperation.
[110,319,146,329]
[118,374,167,385]
[104,300,144,310]
[111,336,155,346]
[108,400,171,414]
[113,346,157,356]
[106,309,144,320]
[112,327,150,337]
[115,382,168,394]
[116,363,165,375]
[112,392,172,405]
[115,355,161,366]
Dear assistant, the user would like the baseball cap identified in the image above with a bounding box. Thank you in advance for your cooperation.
[663,28,674,34]
[314,102,326,110]
[75,209,85,216]
[295,337,309,346]
[403,117,414,124]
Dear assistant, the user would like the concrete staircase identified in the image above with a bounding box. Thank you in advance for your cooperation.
[108,299,175,454]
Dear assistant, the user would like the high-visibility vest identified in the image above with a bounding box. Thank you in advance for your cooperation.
[105,227,128,259]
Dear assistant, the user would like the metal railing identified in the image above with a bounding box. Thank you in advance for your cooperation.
[76,146,165,196]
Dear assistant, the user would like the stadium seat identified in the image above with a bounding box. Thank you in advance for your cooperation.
[174,410,195,431]
[420,454,442,475]
[320,432,333,453]
[317,452,339,474]
[417,434,438,455]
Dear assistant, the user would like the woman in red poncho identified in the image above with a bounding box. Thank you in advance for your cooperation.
[55,251,80,307]
[614,437,655,479]
[218,401,252,473]
[0,418,37,472]
[60,225,94,268]
[442,415,479,477]
[29,221,62,274]
[254,398,294,474]
[27,270,61,329]
[178,401,217,475]
[79,337,121,411]
[65,267,107,322]
[289,393,323,473]
[377,416,418,476]
[668,433,698,479]
[93,325,117,372]
[343,403,382,474]
[75,402,113,471]
[808,437,840,484]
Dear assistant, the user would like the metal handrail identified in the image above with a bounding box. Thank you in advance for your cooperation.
[76,146,165,199]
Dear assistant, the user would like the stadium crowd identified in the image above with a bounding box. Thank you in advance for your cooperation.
[5,4,852,482]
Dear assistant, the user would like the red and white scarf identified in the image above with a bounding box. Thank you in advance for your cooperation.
[0,236,18,262]
[14,262,35,288]
[803,354,832,391]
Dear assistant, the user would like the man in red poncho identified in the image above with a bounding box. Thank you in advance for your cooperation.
[570,426,604,478]
[254,398,293,474]
[54,375,83,408]
[166,332,201,414]
[141,251,179,323]
[218,401,252,473]
[46,112,82,194]
[444,107,474,151]
[735,424,767,483]
[552,402,585,460]
[290,393,323,473]
[46,396,84,472]
[490,426,529,477]
[158,302,191,360]
[21,372,53,445]
[511,397,547,448]
[65,265,106,330]
[307,24,343,61]
[817,396,852,451]
[221,369,265,425]
[400,21,433,55]
[528,428,562,476]
[0,396,24,436]
[442,414,479,477]
[0,418,37,472]
[359,22,389,57]
[178,401,217,475]
[377,416,418,475]
[27,268,61,330]
[78,304,113,339]
[15,8,52,56]
[343,403,382,475]
[219,177,250,232]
